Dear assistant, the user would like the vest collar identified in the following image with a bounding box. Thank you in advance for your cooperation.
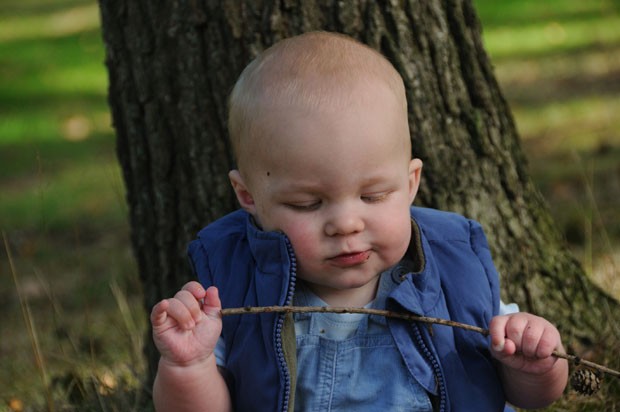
[387,217,442,315]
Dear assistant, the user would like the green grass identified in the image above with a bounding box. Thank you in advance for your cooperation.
[0,1,145,410]
[477,0,620,279]
[1,152,125,231]
[0,0,122,232]
[1,0,619,410]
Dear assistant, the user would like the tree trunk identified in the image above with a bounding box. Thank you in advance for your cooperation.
[98,0,619,402]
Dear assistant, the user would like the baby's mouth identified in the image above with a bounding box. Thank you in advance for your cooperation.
[328,250,371,267]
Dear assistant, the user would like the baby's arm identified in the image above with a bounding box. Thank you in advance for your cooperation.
[151,282,232,412]
[489,312,568,409]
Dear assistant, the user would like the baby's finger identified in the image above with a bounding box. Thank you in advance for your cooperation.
[203,286,222,319]
[520,321,544,358]
[535,324,561,359]
[204,286,222,308]
[165,297,198,330]
[504,314,530,351]
[150,299,170,327]
[181,281,207,299]
[174,289,204,322]
[489,315,509,352]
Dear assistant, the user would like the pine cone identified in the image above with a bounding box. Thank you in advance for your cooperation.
[570,368,602,396]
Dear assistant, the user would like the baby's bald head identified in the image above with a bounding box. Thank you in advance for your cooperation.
[228,31,409,174]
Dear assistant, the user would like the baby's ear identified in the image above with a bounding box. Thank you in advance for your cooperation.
[408,158,423,204]
[229,170,257,214]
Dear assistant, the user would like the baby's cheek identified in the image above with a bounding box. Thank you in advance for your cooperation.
[379,217,411,260]
[282,223,320,261]
[287,235,323,282]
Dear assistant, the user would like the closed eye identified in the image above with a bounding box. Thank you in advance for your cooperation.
[284,201,321,211]
[361,192,390,203]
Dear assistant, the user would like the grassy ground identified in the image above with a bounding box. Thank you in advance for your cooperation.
[0,1,147,410]
[475,0,620,302]
[0,0,619,411]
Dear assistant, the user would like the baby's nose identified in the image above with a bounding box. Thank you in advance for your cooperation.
[324,208,364,236]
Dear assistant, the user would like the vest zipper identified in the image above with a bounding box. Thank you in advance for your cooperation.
[276,237,297,412]
[413,323,447,412]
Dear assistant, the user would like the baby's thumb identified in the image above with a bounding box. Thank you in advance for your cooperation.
[202,286,222,320]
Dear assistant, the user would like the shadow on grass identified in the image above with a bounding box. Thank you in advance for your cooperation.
[0,92,108,115]
[0,133,117,183]
[0,29,106,96]
[502,62,620,108]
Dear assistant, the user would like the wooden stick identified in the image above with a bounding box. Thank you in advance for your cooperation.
[222,305,489,334]
[221,305,620,379]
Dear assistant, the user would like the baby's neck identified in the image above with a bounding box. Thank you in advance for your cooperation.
[303,277,380,308]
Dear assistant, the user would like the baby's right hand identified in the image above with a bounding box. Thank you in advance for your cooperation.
[150,281,222,367]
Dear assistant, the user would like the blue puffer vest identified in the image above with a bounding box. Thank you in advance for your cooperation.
[188,206,507,411]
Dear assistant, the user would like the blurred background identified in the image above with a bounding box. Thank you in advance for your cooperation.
[1,0,618,410]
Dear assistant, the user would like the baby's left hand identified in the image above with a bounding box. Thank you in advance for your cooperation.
[489,312,563,376]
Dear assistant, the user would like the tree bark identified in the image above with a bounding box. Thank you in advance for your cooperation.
[98,0,619,401]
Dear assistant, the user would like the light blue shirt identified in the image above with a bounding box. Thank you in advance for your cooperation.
[292,268,434,411]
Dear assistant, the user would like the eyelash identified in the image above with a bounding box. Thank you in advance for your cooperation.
[361,192,389,203]
[285,202,321,211]
[285,193,390,211]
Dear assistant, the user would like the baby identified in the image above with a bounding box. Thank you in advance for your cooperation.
[150,31,568,411]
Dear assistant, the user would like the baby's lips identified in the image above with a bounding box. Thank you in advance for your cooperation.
[328,250,371,267]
